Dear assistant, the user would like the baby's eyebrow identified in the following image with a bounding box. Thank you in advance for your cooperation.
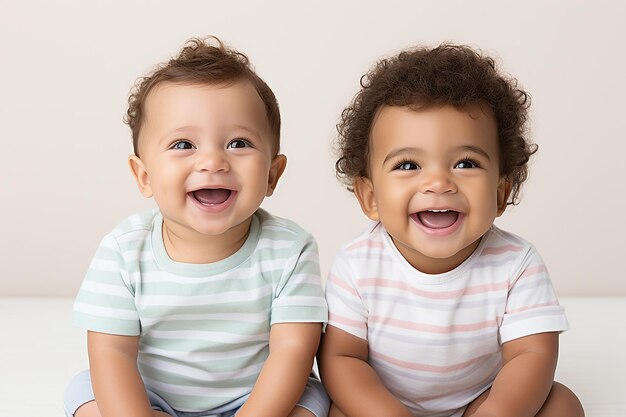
[382,147,420,165]
[381,144,492,166]
[161,125,200,138]
[231,124,260,138]
[457,145,491,161]
[157,126,199,145]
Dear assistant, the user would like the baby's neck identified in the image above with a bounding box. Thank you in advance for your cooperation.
[161,218,251,264]
[393,235,483,275]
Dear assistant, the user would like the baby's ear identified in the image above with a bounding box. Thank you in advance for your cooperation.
[266,154,287,197]
[353,177,380,221]
[128,155,153,198]
[496,177,513,216]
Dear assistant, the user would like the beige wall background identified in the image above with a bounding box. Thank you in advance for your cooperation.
[1,0,625,297]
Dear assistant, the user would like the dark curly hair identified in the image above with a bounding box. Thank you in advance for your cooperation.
[335,43,537,205]
[125,36,281,157]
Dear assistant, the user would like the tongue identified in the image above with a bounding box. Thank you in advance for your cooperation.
[417,211,459,229]
[193,189,231,205]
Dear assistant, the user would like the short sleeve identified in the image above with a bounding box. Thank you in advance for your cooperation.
[73,234,141,336]
[325,252,368,340]
[499,246,569,343]
[270,234,328,325]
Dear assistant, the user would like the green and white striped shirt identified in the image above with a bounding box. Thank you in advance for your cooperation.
[74,208,327,412]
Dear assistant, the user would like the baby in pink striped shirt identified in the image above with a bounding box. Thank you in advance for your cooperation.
[318,44,584,417]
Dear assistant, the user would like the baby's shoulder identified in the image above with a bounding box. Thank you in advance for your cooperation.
[255,208,315,245]
[478,225,537,262]
[337,221,388,257]
[105,209,160,243]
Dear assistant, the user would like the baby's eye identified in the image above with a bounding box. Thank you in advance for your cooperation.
[171,140,194,150]
[395,161,419,171]
[226,139,251,149]
[455,159,480,169]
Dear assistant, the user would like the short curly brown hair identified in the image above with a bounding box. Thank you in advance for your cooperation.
[335,43,537,205]
[125,36,281,157]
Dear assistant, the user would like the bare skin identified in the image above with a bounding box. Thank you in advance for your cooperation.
[318,326,414,417]
[463,382,585,417]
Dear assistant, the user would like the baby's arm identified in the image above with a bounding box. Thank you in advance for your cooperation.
[471,332,558,417]
[87,331,156,417]
[236,322,321,417]
[318,325,413,417]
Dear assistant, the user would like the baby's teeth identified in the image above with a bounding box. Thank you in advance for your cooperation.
[429,209,449,213]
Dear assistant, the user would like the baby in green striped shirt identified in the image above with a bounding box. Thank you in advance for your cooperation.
[64,37,329,417]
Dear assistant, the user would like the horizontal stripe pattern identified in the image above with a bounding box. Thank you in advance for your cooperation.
[74,208,327,412]
[326,223,567,417]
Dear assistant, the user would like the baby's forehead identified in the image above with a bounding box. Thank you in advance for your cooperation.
[368,104,499,155]
[145,79,256,103]
[370,103,497,135]
[143,80,264,120]
[373,101,495,120]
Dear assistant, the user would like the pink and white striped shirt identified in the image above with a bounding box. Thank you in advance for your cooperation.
[325,223,568,417]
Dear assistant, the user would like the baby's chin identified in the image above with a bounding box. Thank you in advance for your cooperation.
[390,235,481,273]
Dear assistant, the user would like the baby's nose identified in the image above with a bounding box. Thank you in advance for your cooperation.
[195,149,229,173]
[420,168,456,194]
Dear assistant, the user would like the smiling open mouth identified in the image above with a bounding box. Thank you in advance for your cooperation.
[191,189,232,206]
[416,210,460,229]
